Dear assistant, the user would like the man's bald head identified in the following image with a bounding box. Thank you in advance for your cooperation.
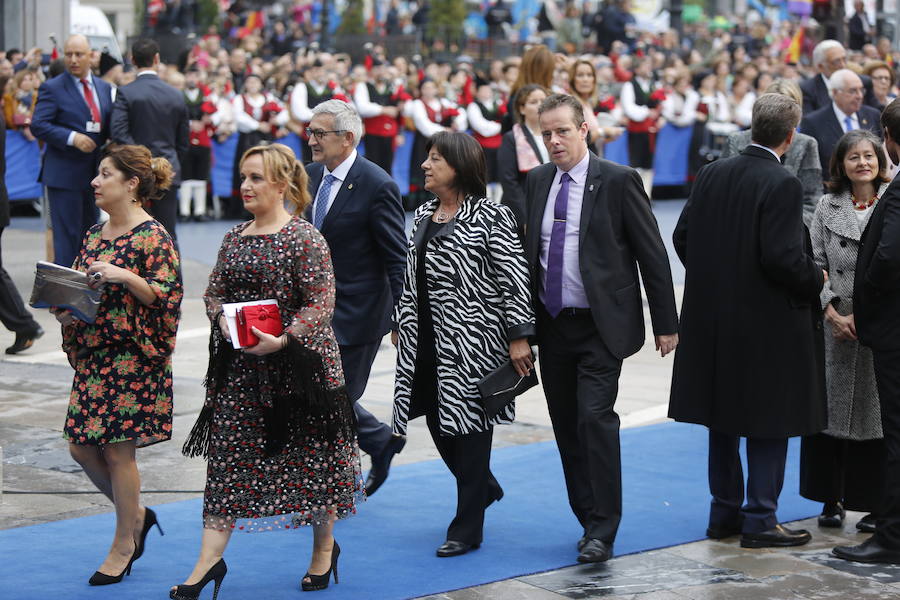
[64,34,92,79]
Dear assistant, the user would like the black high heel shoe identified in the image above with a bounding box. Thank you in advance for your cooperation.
[170,559,227,600]
[301,540,340,592]
[88,548,137,586]
[134,507,164,561]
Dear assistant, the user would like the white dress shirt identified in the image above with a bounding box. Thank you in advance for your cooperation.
[539,150,591,309]
[833,102,859,133]
[66,72,103,146]
[312,149,358,217]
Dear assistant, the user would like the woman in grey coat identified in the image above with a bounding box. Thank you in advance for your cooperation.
[721,79,821,226]
[800,130,886,532]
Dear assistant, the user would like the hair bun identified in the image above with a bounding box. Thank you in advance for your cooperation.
[150,157,174,193]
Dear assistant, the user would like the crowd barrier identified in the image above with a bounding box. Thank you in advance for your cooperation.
[603,123,693,187]
[4,130,42,201]
[7,124,693,206]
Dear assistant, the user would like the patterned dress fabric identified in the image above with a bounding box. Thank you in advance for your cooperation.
[201,217,363,532]
[62,220,182,447]
[392,197,536,437]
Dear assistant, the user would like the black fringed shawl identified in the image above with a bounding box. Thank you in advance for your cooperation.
[182,328,355,459]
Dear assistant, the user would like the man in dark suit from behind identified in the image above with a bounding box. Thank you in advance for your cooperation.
[670,93,826,549]
[801,40,847,115]
[834,98,900,564]
[848,1,872,51]
[304,99,408,496]
[111,38,189,239]
[0,66,43,354]
[800,69,882,181]
[524,94,679,563]
[30,34,113,268]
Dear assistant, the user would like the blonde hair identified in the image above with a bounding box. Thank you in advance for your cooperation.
[239,143,311,215]
[764,78,803,107]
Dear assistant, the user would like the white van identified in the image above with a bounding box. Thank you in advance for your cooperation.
[70,1,123,62]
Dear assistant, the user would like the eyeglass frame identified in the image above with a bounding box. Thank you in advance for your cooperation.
[305,128,348,140]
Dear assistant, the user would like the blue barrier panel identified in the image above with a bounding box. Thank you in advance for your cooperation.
[652,124,692,186]
[605,130,629,166]
[5,130,42,200]
[393,131,414,195]
[211,133,238,198]
[278,131,304,162]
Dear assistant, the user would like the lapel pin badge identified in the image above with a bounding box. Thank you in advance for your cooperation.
[589,184,594,192]
[347,183,354,190]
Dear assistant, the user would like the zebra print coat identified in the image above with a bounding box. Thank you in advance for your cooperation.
[392,196,536,437]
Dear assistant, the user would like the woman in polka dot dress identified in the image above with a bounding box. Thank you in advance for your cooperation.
[172,144,363,599]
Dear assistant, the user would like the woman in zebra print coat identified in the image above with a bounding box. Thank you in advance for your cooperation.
[392,132,536,558]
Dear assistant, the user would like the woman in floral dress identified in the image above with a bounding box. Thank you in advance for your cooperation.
[172,143,362,599]
[57,144,182,585]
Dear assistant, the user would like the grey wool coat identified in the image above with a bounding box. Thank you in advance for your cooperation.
[810,186,884,440]
[723,130,822,226]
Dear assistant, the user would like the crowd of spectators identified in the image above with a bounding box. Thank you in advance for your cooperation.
[1,0,898,219]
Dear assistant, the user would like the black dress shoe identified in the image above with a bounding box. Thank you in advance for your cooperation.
[365,434,406,497]
[5,326,43,355]
[833,537,900,564]
[740,524,811,548]
[577,539,613,563]
[577,535,589,552]
[485,485,504,509]
[706,523,742,539]
[856,514,877,533]
[436,540,479,557]
[817,502,845,528]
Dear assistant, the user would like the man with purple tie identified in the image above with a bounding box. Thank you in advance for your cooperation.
[523,94,679,563]
[31,35,113,267]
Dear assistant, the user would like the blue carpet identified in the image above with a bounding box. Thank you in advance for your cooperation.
[0,422,818,600]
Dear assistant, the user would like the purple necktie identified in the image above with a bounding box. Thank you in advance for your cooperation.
[545,172,571,318]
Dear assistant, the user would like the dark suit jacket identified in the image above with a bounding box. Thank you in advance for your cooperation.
[801,73,877,115]
[497,127,545,230]
[800,103,883,177]
[849,13,869,50]
[854,175,900,351]
[110,73,189,182]
[0,112,8,228]
[306,154,407,346]
[669,146,826,438]
[524,152,678,360]
[30,73,112,190]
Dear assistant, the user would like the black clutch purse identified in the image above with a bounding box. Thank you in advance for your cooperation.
[476,359,538,419]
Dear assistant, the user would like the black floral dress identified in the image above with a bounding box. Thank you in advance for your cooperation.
[194,217,363,532]
[62,220,182,447]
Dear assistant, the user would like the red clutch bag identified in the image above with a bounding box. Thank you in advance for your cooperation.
[236,304,284,347]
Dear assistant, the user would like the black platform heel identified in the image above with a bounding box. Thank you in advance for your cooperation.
[88,548,137,586]
[301,540,340,592]
[170,559,227,600]
[134,507,164,562]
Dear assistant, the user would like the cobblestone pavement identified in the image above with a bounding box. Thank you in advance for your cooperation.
[3,206,900,599]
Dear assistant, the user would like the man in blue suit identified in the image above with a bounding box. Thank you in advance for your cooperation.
[31,35,112,268]
[305,99,408,496]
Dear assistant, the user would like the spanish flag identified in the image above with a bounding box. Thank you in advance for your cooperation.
[786,27,804,64]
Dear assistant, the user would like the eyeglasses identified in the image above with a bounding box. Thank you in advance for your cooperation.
[305,128,347,140]
[872,75,892,82]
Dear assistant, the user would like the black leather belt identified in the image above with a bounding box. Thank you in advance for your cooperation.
[560,307,591,317]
